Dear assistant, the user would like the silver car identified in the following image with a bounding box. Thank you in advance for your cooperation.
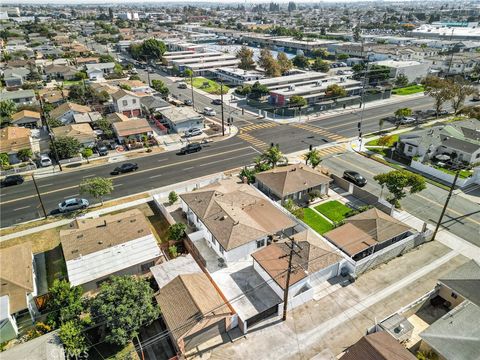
[185,128,203,137]
[58,198,89,213]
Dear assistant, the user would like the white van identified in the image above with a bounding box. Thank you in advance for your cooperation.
[177,82,188,89]
[203,107,216,116]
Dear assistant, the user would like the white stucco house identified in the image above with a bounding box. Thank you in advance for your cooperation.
[111,89,142,118]
[85,62,115,80]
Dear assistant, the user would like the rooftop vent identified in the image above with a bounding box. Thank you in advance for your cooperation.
[98,241,103,245]
[71,249,79,254]
[138,229,144,233]
[288,85,295,91]
[130,219,136,223]
[76,234,83,239]
[221,215,228,220]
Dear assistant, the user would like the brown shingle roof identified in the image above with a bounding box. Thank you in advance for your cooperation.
[111,88,140,101]
[156,273,231,341]
[252,230,341,289]
[60,209,153,261]
[52,123,95,143]
[180,179,297,251]
[49,102,92,120]
[341,332,416,360]
[112,118,152,137]
[11,110,41,122]
[255,164,331,197]
[0,243,34,314]
[0,126,31,154]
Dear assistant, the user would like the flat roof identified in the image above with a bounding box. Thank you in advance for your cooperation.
[244,71,326,87]
[271,78,361,97]
[373,60,423,68]
[186,59,240,70]
[173,54,236,66]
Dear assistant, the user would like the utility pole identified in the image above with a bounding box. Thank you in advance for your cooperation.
[190,71,195,110]
[39,97,63,171]
[220,81,225,136]
[144,55,151,86]
[32,174,47,219]
[431,168,460,241]
[281,235,302,321]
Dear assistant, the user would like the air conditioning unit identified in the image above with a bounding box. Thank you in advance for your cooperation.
[340,77,346,82]
[288,85,295,91]
[316,81,323,87]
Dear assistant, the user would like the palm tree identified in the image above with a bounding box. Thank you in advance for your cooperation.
[304,148,322,169]
[261,144,287,168]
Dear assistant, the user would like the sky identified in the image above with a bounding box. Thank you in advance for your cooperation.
[1,0,424,4]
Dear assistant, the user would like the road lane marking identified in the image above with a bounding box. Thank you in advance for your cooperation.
[82,174,96,178]
[149,174,163,179]
[64,194,79,198]
[13,206,30,211]
[38,183,54,188]
[184,166,194,170]
[113,184,123,187]
[199,152,256,167]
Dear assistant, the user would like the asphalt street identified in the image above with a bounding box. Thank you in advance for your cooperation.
[323,152,480,247]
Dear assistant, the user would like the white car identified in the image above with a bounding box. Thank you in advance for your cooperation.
[39,154,52,167]
[58,198,89,213]
[185,128,203,137]
[203,107,216,116]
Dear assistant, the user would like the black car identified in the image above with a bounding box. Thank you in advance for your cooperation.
[96,145,109,156]
[211,99,222,105]
[343,170,367,187]
[1,175,24,187]
[179,143,202,154]
[111,163,138,175]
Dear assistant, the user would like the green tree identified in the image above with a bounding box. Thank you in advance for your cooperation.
[151,79,170,97]
[374,170,426,207]
[460,105,480,120]
[449,78,475,114]
[394,107,412,118]
[91,276,159,346]
[168,191,178,205]
[129,74,141,81]
[292,54,309,69]
[167,223,187,241]
[262,144,286,167]
[290,95,307,117]
[423,75,453,117]
[79,177,113,205]
[169,245,178,258]
[58,321,88,359]
[250,81,270,100]
[46,279,85,328]
[304,148,322,168]
[395,74,409,88]
[236,46,256,70]
[17,148,33,162]
[240,166,256,184]
[81,148,93,164]
[326,84,347,98]
[0,153,10,169]
[312,48,329,59]
[119,83,131,91]
[93,118,114,138]
[311,58,330,72]
[0,99,17,120]
[130,38,166,61]
[99,54,115,63]
[258,48,281,77]
[277,52,293,75]
[353,26,361,42]
[47,118,63,128]
[53,136,81,159]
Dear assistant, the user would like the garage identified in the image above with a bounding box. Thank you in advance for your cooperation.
[183,319,226,352]
[310,262,340,287]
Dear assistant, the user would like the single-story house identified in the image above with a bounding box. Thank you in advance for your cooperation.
[52,123,96,148]
[150,254,202,289]
[0,89,36,105]
[38,88,69,106]
[2,67,30,88]
[60,209,162,291]
[85,62,115,80]
[111,89,142,118]
[72,111,102,124]
[44,64,77,81]
[0,331,65,360]
[106,112,131,124]
[156,273,233,354]
[340,331,416,360]
[158,107,204,134]
[112,118,153,143]
[396,119,480,164]
[180,178,297,263]
[140,95,171,114]
[255,164,332,204]
[10,110,42,128]
[324,208,419,275]
[0,243,38,343]
[49,102,92,124]
[252,229,342,311]
[0,126,33,164]
[418,260,480,360]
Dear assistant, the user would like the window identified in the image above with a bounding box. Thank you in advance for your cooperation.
[132,99,137,104]
[407,145,413,152]
[219,243,224,254]
[141,261,155,272]
[256,239,265,248]
[122,100,128,106]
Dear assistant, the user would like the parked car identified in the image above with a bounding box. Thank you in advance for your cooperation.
[111,163,138,175]
[397,116,416,125]
[177,82,188,89]
[179,143,202,154]
[58,198,89,213]
[39,154,52,167]
[184,99,193,106]
[96,145,109,156]
[211,99,222,105]
[1,175,24,187]
[203,107,216,116]
[343,170,367,187]
[185,128,203,137]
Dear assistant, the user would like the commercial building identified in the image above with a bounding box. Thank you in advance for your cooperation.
[412,22,480,41]
[214,67,264,86]
[372,60,430,83]
[158,107,204,134]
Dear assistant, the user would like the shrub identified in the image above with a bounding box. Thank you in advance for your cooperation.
[167,223,186,241]
[168,191,178,205]
[307,190,322,201]
[169,245,178,258]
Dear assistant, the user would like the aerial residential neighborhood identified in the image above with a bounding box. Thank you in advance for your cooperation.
[0,1,479,360]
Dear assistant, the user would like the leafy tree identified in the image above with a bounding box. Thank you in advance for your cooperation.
[235,84,252,96]
[236,46,256,70]
[250,81,270,100]
[311,58,330,72]
[374,170,426,207]
[113,63,123,76]
[119,84,132,91]
[168,245,178,258]
[290,95,307,109]
[168,191,178,205]
[395,74,409,88]
[0,153,10,169]
[81,148,93,164]
[262,144,286,167]
[99,54,115,63]
[423,75,453,117]
[129,74,141,81]
[258,48,281,77]
[0,99,17,120]
[151,79,170,97]
[53,136,81,159]
[277,52,293,75]
[326,84,347,98]
[46,279,85,328]
[17,148,33,162]
[337,54,349,60]
[353,25,361,42]
[58,320,88,359]
[416,350,439,360]
[304,148,322,168]
[47,118,64,128]
[449,78,475,114]
[292,54,309,69]
[311,48,329,59]
[130,38,166,61]
[167,223,187,241]
[240,166,256,184]
[79,177,113,205]
[91,276,159,346]
[394,107,412,118]
[460,105,480,120]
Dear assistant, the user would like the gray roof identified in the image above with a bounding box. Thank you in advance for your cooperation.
[1,331,65,360]
[140,95,170,110]
[85,62,115,71]
[150,254,202,289]
[439,259,480,307]
[0,89,36,101]
[420,301,480,360]
[3,67,30,79]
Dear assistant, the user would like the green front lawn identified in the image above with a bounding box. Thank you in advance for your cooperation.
[365,134,399,147]
[314,201,351,223]
[189,77,229,95]
[303,208,334,235]
[392,85,424,95]
[433,165,472,179]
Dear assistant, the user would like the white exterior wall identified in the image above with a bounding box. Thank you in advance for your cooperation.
[115,95,141,113]
[411,160,480,188]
